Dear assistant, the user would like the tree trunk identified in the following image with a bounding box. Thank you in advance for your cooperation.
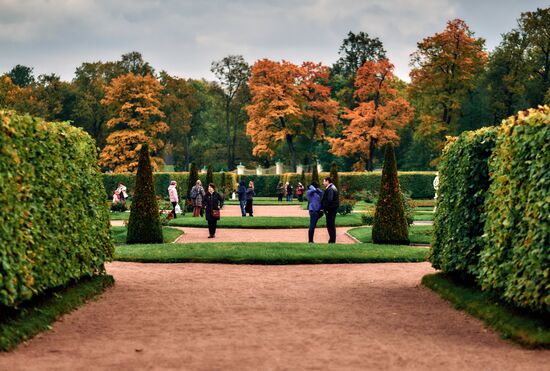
[366,138,377,171]
[225,101,232,170]
[184,135,190,170]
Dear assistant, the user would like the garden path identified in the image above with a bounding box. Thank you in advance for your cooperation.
[1,262,548,370]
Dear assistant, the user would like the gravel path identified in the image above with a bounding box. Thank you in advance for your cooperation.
[1,262,547,370]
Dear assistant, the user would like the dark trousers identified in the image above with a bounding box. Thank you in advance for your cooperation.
[171,201,178,219]
[308,210,320,243]
[298,194,304,202]
[245,199,253,216]
[326,208,337,243]
[207,218,217,236]
[277,194,283,202]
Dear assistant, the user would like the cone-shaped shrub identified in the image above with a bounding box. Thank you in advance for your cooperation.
[187,162,199,200]
[330,163,339,190]
[311,156,320,185]
[300,169,306,186]
[372,143,409,245]
[206,165,214,185]
[126,144,163,244]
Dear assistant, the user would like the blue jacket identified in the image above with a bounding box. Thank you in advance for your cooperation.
[307,185,322,212]
[237,184,246,201]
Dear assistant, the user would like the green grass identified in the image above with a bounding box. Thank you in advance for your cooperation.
[115,242,428,264]
[422,273,550,349]
[348,225,433,244]
[167,214,363,228]
[111,226,183,244]
[0,275,114,352]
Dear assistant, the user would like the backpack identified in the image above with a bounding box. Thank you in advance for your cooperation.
[190,187,198,199]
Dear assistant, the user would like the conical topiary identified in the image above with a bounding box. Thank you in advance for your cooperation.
[311,156,320,185]
[187,162,199,200]
[330,163,339,190]
[372,143,409,245]
[206,165,214,185]
[300,169,306,186]
[126,144,163,244]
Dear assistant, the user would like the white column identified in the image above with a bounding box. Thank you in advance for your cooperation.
[256,166,263,175]
[237,163,245,175]
[275,161,283,175]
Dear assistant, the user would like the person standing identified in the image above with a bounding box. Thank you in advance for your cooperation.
[116,183,128,204]
[296,182,305,202]
[190,180,206,217]
[286,182,293,202]
[168,180,179,219]
[245,180,255,217]
[321,176,339,243]
[237,180,247,217]
[306,181,323,243]
[204,183,223,238]
[277,182,285,202]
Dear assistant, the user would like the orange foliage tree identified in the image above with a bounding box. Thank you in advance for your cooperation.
[246,59,339,169]
[99,73,168,172]
[328,59,414,171]
[409,19,487,161]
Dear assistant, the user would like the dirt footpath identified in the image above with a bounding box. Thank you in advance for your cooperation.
[1,262,548,370]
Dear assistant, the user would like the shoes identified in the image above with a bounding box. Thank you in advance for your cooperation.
[208,235,215,238]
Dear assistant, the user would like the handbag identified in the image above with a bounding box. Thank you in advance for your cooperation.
[174,204,182,214]
[211,209,221,220]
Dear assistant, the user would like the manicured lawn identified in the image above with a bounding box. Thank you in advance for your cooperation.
[423,273,550,349]
[167,214,363,228]
[348,225,433,244]
[115,242,428,264]
[0,275,114,352]
[111,226,183,244]
[224,197,303,205]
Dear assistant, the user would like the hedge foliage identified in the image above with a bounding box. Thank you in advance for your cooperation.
[431,106,549,314]
[431,127,498,277]
[479,106,549,313]
[0,110,113,307]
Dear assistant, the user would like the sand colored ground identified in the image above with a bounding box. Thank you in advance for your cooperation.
[1,262,548,370]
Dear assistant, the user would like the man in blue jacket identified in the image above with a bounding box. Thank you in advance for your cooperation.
[321,176,340,243]
[306,181,323,243]
[237,180,247,217]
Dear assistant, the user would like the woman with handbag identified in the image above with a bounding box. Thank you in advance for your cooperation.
[204,183,223,238]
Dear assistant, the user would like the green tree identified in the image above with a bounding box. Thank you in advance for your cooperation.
[329,163,339,191]
[126,144,163,244]
[372,143,409,245]
[7,65,35,87]
[206,165,214,185]
[187,162,199,201]
[311,155,320,185]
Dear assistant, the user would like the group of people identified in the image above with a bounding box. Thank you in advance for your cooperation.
[112,183,128,204]
[277,182,305,202]
[237,180,255,217]
[306,177,340,243]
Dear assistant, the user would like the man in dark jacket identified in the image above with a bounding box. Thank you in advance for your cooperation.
[321,176,340,243]
[237,180,246,217]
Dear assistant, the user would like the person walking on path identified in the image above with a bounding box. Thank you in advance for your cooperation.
[204,183,223,238]
[321,176,339,243]
[190,180,206,217]
[116,183,128,204]
[168,180,179,219]
[245,180,255,217]
[306,181,323,243]
[237,180,247,217]
[277,182,285,202]
[286,182,293,202]
[296,182,305,202]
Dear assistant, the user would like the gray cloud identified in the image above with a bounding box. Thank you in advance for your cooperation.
[0,0,547,82]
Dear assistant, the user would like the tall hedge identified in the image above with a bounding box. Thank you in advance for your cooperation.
[372,144,409,245]
[431,127,498,278]
[126,144,163,244]
[479,106,549,313]
[0,111,113,307]
[187,162,199,200]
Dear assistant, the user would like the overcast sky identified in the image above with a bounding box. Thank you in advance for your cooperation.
[0,0,547,82]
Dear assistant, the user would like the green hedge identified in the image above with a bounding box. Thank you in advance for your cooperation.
[431,127,498,277]
[103,172,238,201]
[0,111,114,307]
[479,107,550,313]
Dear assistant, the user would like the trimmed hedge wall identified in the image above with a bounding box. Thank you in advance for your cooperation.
[0,111,114,307]
[479,107,550,313]
[431,127,498,277]
[103,171,436,199]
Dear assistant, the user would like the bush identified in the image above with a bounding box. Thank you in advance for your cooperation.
[337,199,356,215]
[372,144,409,245]
[431,127,498,278]
[361,212,375,225]
[126,144,163,244]
[402,192,415,226]
[479,106,550,313]
[110,202,128,212]
[0,110,113,307]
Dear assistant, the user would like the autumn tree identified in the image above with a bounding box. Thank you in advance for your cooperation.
[246,59,304,169]
[329,59,414,171]
[409,19,487,163]
[99,73,168,172]
[211,55,251,170]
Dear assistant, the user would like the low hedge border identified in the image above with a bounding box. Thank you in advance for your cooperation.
[422,273,550,349]
[0,275,114,352]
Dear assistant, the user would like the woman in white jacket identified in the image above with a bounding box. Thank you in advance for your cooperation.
[168,180,179,218]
